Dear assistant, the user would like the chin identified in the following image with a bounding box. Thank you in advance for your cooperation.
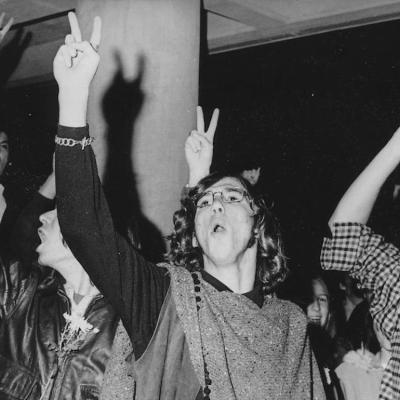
[37,253,48,266]
[208,244,233,263]
[36,249,52,267]
[210,252,239,267]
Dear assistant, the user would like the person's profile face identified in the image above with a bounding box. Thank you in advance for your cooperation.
[194,176,255,266]
[307,278,330,329]
[36,209,72,268]
[0,131,9,177]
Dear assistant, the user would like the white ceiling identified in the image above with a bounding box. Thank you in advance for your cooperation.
[2,0,400,83]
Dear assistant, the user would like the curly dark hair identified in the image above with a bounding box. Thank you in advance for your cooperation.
[167,172,288,293]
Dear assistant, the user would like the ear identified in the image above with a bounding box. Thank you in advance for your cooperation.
[192,234,198,248]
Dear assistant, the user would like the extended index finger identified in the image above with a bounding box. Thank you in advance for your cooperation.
[0,14,14,39]
[2,16,14,35]
[197,106,205,133]
[205,108,220,141]
[68,12,82,42]
[90,16,102,49]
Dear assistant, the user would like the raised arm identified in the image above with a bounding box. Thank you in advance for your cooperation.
[321,127,400,400]
[53,13,169,354]
[54,11,130,315]
[185,106,219,186]
[329,127,400,227]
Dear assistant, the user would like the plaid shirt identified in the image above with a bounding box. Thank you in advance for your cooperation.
[321,222,400,400]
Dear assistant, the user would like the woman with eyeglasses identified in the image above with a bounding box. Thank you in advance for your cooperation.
[54,12,326,400]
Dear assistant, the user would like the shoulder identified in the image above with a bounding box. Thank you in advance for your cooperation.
[271,297,306,314]
[265,297,307,324]
[0,259,40,315]
[335,361,353,379]
[163,263,190,278]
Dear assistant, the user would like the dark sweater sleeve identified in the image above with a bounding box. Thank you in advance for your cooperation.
[55,125,170,358]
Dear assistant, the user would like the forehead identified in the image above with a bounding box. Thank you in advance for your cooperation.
[312,279,329,296]
[208,177,245,191]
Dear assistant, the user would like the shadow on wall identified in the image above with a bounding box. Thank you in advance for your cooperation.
[102,51,166,263]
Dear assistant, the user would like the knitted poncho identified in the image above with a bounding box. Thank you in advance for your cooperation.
[167,266,326,400]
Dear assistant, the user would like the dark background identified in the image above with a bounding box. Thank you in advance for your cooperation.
[3,19,400,278]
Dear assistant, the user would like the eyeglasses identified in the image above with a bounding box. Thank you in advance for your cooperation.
[195,187,251,209]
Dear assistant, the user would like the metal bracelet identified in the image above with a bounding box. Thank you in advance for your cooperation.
[55,136,94,150]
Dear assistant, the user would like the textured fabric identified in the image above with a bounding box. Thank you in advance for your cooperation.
[321,222,400,400]
[100,320,135,400]
[168,266,326,400]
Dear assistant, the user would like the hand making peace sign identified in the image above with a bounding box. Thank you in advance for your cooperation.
[53,12,101,92]
[185,106,220,186]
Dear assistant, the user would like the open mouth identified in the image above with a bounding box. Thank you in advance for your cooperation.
[37,228,45,242]
[210,221,226,234]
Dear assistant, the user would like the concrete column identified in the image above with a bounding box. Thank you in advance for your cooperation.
[76,0,200,239]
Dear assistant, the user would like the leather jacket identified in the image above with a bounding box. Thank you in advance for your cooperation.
[0,260,118,400]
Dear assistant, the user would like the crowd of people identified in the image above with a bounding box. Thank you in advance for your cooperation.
[0,10,400,400]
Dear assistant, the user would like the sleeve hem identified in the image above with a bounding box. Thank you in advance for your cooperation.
[57,125,89,140]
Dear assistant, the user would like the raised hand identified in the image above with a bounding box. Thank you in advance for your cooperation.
[185,106,219,186]
[241,167,261,186]
[0,13,14,44]
[53,12,101,93]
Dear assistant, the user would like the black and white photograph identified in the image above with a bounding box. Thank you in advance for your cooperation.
[1,1,400,399]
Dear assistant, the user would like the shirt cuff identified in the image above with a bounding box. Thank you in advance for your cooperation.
[57,125,89,140]
[321,222,368,272]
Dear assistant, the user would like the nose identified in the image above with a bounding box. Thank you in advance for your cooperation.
[211,194,225,214]
[311,300,321,313]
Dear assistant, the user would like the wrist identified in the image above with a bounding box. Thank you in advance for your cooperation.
[58,84,89,97]
[39,174,56,200]
[188,170,209,187]
[58,89,88,127]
